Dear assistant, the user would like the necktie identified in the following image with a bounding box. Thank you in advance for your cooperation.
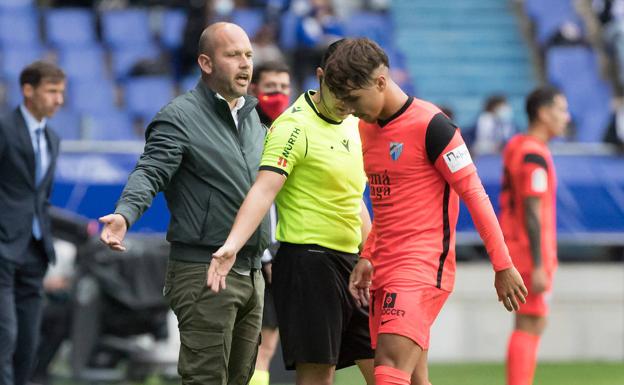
[32,127,43,239]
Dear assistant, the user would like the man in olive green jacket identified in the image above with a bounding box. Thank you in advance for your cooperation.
[99,22,270,385]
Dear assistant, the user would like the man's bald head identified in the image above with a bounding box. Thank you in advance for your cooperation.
[198,22,250,57]
[196,22,254,102]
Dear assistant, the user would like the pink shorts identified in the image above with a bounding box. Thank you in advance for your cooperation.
[369,283,450,350]
[517,271,554,317]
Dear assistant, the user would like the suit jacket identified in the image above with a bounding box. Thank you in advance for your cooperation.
[0,108,59,263]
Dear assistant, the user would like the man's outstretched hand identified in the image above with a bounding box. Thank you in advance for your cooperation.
[99,214,128,252]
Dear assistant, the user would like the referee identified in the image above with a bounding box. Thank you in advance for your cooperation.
[210,40,374,385]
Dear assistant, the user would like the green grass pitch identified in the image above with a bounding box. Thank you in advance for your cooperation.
[324,362,624,385]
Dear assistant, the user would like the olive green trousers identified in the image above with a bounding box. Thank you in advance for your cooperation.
[164,260,264,385]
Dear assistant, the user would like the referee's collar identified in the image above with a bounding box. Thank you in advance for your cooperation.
[305,90,342,125]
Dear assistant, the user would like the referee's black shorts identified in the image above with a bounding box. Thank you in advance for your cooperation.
[272,242,374,370]
[261,265,279,329]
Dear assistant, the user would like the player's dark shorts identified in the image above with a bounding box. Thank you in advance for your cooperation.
[261,265,279,329]
[272,242,374,370]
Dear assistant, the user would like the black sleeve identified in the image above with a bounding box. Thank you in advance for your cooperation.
[523,153,548,171]
[425,112,458,164]
[259,165,289,177]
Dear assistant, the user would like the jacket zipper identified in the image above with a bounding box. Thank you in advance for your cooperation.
[228,116,262,255]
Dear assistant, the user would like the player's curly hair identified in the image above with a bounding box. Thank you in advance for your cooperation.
[323,38,389,99]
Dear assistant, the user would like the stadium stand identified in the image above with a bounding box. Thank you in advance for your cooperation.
[68,79,117,115]
[0,2,621,383]
[524,0,584,46]
[159,8,187,51]
[85,111,139,141]
[101,8,153,48]
[47,108,82,140]
[57,46,108,80]
[231,7,265,39]
[45,8,97,48]
[546,46,612,142]
[0,10,40,48]
[0,0,620,249]
[392,0,535,129]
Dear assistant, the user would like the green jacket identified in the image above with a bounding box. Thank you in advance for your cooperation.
[115,81,270,269]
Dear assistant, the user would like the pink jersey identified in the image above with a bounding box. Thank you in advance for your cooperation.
[499,134,558,274]
[360,97,512,292]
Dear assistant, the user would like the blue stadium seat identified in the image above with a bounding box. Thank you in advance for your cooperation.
[160,8,187,50]
[110,44,161,79]
[180,74,198,92]
[3,78,22,109]
[48,108,82,140]
[123,76,175,121]
[344,11,393,49]
[58,46,108,80]
[45,8,96,47]
[84,110,140,141]
[231,8,264,39]
[279,11,299,51]
[524,0,583,45]
[101,9,152,48]
[302,74,317,92]
[0,0,34,13]
[0,11,40,48]
[546,46,613,142]
[68,79,117,115]
[573,82,612,142]
[546,46,595,85]
[0,46,45,80]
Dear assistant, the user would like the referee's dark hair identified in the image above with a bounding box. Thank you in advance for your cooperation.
[526,86,563,124]
[319,38,346,70]
[323,38,389,99]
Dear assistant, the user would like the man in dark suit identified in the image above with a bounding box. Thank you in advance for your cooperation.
[0,61,65,385]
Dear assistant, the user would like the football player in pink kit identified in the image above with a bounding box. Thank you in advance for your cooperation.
[323,38,528,385]
[500,86,568,385]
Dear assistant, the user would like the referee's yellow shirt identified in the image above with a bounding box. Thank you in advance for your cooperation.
[259,91,366,253]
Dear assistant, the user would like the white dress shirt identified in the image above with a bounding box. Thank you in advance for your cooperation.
[20,104,50,181]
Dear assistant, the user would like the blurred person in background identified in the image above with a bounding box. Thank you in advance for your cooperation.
[247,61,291,385]
[0,61,65,385]
[594,0,624,87]
[250,61,291,126]
[251,24,287,67]
[28,240,76,385]
[29,211,99,385]
[180,0,216,76]
[544,20,589,49]
[293,0,344,89]
[603,97,624,152]
[473,94,515,156]
[210,40,375,385]
[324,38,527,385]
[500,86,569,385]
[99,22,270,385]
